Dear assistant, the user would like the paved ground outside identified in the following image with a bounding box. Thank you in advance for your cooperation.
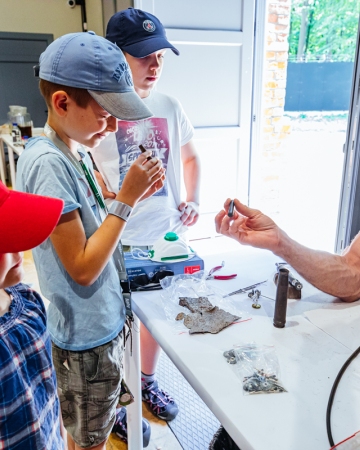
[272,111,348,253]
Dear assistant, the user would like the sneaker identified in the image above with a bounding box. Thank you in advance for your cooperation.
[142,380,179,421]
[112,407,151,448]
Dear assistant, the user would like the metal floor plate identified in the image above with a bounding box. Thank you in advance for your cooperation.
[157,351,220,450]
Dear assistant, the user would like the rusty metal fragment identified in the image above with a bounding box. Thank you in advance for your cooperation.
[175,312,185,321]
[178,297,240,334]
[179,296,215,313]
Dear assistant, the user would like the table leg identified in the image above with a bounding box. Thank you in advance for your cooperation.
[7,144,16,188]
[0,139,6,184]
[125,313,143,450]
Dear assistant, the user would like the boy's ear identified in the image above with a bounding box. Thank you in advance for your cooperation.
[52,91,70,116]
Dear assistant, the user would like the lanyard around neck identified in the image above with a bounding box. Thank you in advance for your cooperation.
[43,124,106,211]
[42,124,131,306]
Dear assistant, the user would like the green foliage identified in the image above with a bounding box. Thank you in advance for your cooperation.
[289,0,360,61]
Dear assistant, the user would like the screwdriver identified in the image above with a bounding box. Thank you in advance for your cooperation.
[223,280,268,298]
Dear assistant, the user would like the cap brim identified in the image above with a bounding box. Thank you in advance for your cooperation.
[88,90,153,121]
[122,38,180,58]
[0,190,63,253]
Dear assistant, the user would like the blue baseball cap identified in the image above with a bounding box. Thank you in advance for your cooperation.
[106,8,179,58]
[38,31,152,121]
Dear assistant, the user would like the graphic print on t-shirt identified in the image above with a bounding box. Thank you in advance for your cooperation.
[116,118,170,197]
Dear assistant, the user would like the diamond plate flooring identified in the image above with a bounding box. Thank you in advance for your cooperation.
[156,351,220,450]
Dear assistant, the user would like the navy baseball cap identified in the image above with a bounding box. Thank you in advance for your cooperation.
[106,8,180,58]
[38,31,152,121]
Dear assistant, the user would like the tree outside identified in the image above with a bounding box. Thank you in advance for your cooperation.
[288,0,360,62]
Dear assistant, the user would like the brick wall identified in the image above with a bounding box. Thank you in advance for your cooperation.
[258,0,292,214]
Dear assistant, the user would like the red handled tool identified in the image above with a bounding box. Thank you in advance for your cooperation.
[206,262,237,280]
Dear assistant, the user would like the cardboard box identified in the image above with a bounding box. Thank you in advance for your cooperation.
[124,252,204,282]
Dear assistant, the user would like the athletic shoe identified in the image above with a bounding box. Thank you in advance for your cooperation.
[142,380,179,421]
[112,407,151,448]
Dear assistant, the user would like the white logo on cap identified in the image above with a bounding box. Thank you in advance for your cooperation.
[143,20,156,33]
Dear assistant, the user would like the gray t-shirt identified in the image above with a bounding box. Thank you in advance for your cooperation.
[16,136,126,351]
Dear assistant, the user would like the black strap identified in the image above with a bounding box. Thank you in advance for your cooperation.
[129,270,174,291]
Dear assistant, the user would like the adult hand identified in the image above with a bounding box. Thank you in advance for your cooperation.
[215,198,282,253]
[94,170,116,200]
[117,151,164,206]
[178,201,199,226]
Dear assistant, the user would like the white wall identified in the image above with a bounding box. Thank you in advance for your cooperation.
[0,0,105,39]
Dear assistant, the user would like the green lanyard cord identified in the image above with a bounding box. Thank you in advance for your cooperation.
[79,159,107,211]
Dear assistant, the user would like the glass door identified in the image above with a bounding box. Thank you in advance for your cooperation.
[252,0,360,253]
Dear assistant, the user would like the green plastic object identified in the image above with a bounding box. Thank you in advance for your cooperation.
[164,232,179,241]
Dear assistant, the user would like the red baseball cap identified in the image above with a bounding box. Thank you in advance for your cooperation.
[0,182,64,253]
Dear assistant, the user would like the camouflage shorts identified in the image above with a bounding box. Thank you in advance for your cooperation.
[52,332,124,448]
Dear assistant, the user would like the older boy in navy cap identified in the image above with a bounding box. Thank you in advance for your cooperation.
[91,8,201,432]
[16,31,165,449]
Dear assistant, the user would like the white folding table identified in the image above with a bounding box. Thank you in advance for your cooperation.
[125,244,360,450]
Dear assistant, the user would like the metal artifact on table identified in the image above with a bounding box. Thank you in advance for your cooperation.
[274,262,303,299]
[273,267,289,328]
[222,343,287,395]
[248,289,261,309]
[176,296,240,334]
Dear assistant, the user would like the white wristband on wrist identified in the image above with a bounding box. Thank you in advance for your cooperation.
[108,201,133,222]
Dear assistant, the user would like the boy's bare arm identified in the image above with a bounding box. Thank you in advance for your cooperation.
[50,152,163,286]
[215,198,360,302]
[179,140,200,226]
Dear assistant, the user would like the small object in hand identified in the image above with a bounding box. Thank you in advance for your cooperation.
[228,199,235,218]
[139,144,153,161]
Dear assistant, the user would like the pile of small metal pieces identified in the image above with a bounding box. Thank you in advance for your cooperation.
[176,296,240,334]
[223,349,237,364]
[243,369,287,394]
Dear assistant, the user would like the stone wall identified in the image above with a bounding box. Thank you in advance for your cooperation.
[258,0,292,214]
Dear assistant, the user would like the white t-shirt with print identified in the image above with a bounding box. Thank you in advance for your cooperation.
[91,90,194,246]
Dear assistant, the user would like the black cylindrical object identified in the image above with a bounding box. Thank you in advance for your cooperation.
[273,268,289,328]
[288,272,303,290]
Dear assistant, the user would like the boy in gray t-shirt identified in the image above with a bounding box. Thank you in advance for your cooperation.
[16,31,165,449]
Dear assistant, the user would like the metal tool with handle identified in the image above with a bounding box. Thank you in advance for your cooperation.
[223,280,268,298]
[276,262,303,290]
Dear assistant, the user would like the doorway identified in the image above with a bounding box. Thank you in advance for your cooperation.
[136,0,256,242]
[254,0,360,252]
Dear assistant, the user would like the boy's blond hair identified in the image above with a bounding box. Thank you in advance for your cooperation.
[39,79,92,110]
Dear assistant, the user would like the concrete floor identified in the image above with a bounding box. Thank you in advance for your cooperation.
[275,113,347,252]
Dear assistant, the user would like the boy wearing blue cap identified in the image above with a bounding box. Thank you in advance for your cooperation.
[16,31,165,449]
[91,7,201,431]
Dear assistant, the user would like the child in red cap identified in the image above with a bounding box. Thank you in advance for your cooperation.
[0,181,64,449]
